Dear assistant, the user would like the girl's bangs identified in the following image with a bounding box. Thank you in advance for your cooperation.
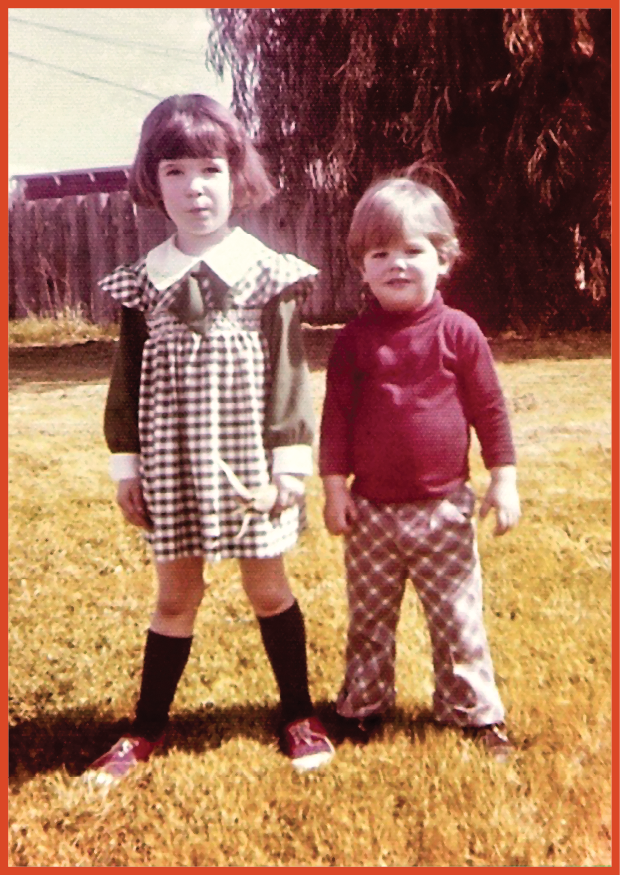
[149,114,229,161]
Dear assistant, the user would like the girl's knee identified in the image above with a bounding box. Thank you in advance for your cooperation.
[244,580,295,617]
[155,556,206,618]
[155,589,204,620]
[238,556,294,617]
[250,590,295,617]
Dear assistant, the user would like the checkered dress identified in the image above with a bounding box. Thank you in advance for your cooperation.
[100,247,315,563]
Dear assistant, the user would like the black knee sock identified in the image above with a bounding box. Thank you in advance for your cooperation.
[257,600,314,726]
[132,629,193,741]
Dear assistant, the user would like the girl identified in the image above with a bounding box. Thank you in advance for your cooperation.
[320,170,520,760]
[84,94,334,784]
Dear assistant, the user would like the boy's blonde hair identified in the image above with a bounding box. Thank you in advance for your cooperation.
[347,175,460,271]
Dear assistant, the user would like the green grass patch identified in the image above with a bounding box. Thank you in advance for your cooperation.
[8,338,612,866]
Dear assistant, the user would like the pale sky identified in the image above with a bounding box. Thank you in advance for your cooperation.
[8,8,233,177]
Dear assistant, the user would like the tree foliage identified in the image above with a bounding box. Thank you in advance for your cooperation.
[206,9,610,331]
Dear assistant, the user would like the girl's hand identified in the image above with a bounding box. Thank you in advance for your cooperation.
[322,476,358,536]
[479,466,520,536]
[116,477,153,530]
[272,474,305,513]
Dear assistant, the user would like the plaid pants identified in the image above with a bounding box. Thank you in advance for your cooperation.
[336,484,505,727]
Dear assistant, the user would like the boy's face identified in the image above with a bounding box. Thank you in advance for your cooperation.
[361,235,448,313]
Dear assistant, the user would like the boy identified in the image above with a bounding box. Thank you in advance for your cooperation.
[319,173,520,761]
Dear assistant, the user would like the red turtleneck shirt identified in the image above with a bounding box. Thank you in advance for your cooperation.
[319,294,516,503]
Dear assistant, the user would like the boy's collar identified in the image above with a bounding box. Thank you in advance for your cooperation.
[145,227,275,290]
[367,292,443,322]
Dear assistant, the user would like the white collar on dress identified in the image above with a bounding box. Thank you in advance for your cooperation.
[145,227,278,290]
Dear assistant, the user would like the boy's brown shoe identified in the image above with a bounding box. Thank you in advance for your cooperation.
[335,713,384,745]
[467,723,514,762]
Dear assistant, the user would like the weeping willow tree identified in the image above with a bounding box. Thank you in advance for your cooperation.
[206,8,610,332]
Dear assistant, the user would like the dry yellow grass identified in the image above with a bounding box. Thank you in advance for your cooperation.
[7,309,119,347]
[8,331,612,867]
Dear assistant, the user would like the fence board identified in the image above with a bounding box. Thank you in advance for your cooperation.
[37,199,67,314]
[109,190,138,268]
[8,211,15,319]
[83,194,111,321]
[11,201,39,317]
[63,197,88,312]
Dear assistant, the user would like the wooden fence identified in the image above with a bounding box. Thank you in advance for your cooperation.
[8,190,361,324]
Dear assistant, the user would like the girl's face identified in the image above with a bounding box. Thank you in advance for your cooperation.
[157,155,233,254]
[361,234,448,313]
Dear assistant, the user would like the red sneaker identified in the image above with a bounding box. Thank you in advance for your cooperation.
[281,717,335,772]
[82,734,164,786]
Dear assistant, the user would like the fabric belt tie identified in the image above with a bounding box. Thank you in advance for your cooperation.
[215,455,278,540]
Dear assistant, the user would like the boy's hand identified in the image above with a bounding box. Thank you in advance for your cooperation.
[322,475,358,535]
[117,477,153,530]
[479,466,520,536]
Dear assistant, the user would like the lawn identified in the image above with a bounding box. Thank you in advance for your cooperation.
[8,328,613,867]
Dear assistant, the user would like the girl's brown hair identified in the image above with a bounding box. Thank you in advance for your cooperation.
[129,94,275,216]
[347,168,461,271]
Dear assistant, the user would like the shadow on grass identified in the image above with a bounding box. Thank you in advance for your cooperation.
[7,332,338,386]
[9,701,278,784]
[315,701,438,746]
[9,329,612,389]
[9,700,438,785]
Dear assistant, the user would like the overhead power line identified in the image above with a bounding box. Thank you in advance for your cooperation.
[9,51,161,100]
[8,14,201,61]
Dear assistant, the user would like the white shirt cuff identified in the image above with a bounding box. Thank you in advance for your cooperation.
[272,444,313,477]
[109,453,141,481]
